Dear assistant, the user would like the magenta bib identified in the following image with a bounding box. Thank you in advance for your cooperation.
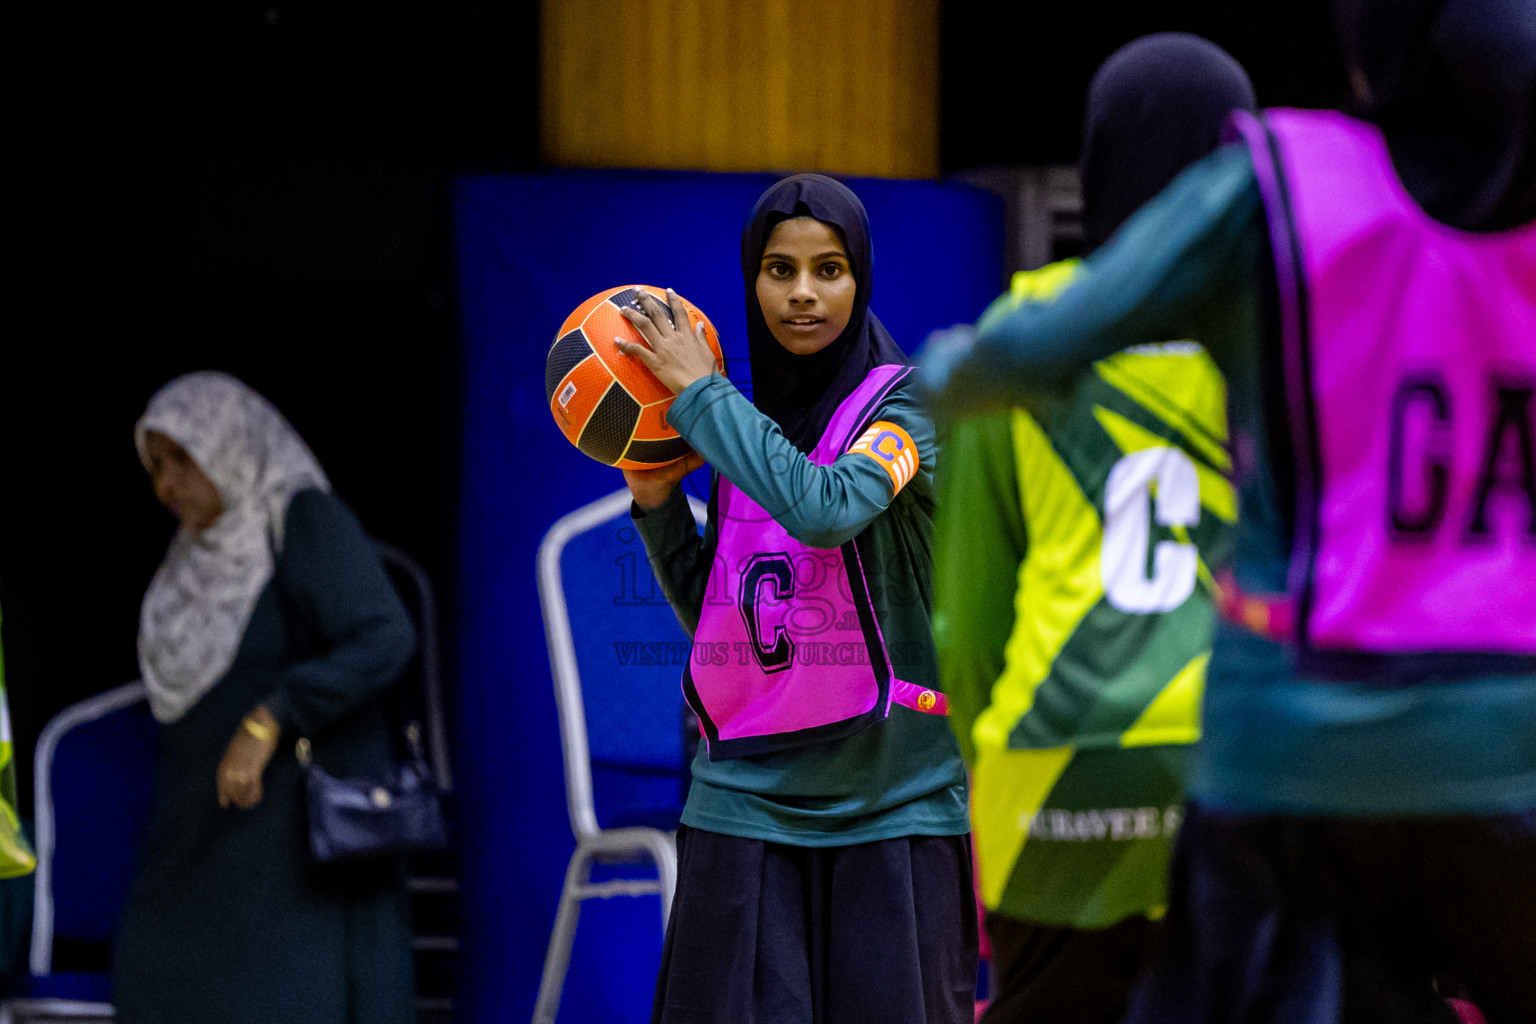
[1232,109,1536,676]
[684,364,947,759]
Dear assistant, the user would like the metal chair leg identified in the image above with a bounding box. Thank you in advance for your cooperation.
[531,847,593,1024]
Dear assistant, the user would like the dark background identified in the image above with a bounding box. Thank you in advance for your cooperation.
[1,1,1346,805]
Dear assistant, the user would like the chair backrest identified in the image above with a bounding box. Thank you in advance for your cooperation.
[376,541,453,792]
[537,488,706,838]
[31,681,159,975]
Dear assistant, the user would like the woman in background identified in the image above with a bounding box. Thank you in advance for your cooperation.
[113,371,416,1024]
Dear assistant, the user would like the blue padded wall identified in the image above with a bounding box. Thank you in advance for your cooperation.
[451,169,1003,1022]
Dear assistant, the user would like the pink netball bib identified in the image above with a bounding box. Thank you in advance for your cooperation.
[1232,108,1536,674]
[684,364,947,759]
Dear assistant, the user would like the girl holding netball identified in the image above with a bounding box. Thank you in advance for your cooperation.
[617,173,975,1024]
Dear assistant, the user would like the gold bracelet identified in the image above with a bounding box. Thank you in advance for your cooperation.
[241,716,277,743]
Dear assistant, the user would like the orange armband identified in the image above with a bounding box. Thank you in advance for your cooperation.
[848,421,919,495]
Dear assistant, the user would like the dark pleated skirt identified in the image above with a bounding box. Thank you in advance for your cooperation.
[652,824,978,1024]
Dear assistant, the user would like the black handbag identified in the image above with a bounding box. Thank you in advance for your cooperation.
[297,721,449,864]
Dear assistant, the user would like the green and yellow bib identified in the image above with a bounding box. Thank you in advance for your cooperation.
[971,262,1233,926]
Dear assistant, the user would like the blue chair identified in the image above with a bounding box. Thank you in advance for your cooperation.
[376,542,454,795]
[4,681,157,1024]
[532,488,705,1024]
[375,542,461,1023]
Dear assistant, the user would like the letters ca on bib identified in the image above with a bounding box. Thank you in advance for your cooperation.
[848,421,919,494]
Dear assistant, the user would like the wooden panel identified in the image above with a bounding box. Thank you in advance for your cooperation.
[540,0,939,178]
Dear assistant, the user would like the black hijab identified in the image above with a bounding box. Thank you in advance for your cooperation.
[1080,33,1258,254]
[1334,0,1536,231]
[740,174,910,453]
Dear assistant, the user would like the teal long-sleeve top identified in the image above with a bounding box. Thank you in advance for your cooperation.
[634,373,970,846]
[922,143,1536,818]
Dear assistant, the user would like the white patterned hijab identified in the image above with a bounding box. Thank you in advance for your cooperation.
[135,372,330,723]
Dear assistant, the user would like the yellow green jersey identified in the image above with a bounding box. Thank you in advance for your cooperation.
[934,260,1232,927]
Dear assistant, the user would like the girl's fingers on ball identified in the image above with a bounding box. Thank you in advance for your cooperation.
[666,288,689,327]
[633,291,663,322]
[616,338,656,364]
[619,303,660,338]
[641,289,685,335]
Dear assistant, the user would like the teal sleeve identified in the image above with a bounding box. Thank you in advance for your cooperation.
[632,485,716,636]
[923,145,1264,421]
[933,413,1026,766]
[666,373,935,550]
[974,286,1021,329]
[266,489,417,737]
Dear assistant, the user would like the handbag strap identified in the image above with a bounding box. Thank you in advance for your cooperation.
[265,527,437,779]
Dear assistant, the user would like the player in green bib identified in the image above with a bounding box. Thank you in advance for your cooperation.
[934,35,1251,1024]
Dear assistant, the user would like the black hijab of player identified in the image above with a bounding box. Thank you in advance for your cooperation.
[1333,0,1536,231]
[1079,32,1259,254]
[739,174,910,454]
